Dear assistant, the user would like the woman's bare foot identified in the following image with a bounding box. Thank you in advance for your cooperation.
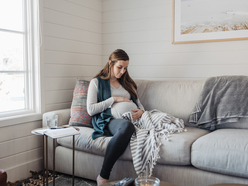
[97,175,109,186]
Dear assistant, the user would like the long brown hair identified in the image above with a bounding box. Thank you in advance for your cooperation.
[94,49,138,99]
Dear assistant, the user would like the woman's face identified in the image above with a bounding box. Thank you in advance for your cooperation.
[110,60,129,79]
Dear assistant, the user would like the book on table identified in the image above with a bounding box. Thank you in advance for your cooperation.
[35,127,80,138]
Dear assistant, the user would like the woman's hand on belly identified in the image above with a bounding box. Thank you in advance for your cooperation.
[132,109,144,121]
[113,96,133,103]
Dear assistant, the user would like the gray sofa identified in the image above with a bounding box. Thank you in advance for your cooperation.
[42,79,248,186]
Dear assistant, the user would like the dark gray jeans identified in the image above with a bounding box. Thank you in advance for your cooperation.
[100,119,135,179]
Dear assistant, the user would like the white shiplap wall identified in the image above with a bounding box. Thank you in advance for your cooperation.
[43,0,102,112]
[1,0,102,182]
[102,0,248,80]
[0,121,43,182]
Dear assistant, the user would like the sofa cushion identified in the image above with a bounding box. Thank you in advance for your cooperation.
[57,127,114,157]
[157,126,209,165]
[69,79,92,128]
[135,79,205,126]
[57,126,209,165]
[57,127,134,160]
[191,129,248,178]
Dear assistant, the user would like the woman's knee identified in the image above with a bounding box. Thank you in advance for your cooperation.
[119,120,135,135]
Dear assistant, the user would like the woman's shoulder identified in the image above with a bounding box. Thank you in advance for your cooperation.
[90,76,103,83]
[89,78,98,87]
[90,77,98,82]
[90,76,110,86]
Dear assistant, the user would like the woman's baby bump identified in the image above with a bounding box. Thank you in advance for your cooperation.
[111,101,138,119]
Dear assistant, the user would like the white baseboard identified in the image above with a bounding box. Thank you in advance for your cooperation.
[5,159,43,183]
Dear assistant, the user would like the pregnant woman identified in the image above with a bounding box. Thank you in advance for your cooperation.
[87,49,145,186]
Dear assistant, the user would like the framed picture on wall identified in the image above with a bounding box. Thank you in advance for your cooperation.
[172,0,248,44]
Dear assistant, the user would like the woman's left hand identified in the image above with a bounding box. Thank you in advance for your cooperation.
[132,109,144,121]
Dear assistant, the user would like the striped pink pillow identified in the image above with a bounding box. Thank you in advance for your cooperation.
[69,79,92,127]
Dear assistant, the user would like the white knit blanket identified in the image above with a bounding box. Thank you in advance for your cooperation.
[122,109,186,177]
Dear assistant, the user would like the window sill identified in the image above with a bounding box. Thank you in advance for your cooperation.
[0,113,42,127]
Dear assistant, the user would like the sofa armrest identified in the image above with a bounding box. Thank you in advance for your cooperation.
[42,108,71,127]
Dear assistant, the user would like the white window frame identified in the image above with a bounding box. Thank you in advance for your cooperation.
[0,0,41,127]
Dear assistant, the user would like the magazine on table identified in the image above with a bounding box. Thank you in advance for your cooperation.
[35,127,80,138]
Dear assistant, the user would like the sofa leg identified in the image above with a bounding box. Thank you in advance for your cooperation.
[0,169,7,186]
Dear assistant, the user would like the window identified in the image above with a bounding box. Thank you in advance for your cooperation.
[0,0,40,120]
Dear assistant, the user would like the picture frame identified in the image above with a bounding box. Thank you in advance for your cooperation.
[172,0,248,44]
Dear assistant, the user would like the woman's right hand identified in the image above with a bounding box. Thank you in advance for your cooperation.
[113,96,133,103]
